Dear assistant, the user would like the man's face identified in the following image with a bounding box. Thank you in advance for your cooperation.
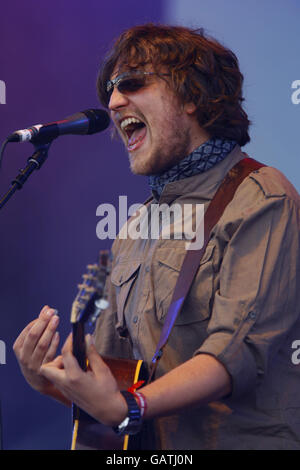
[107,66,200,176]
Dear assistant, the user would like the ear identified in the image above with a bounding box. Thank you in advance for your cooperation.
[184,101,197,115]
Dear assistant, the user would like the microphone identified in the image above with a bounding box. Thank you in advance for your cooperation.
[7,109,110,144]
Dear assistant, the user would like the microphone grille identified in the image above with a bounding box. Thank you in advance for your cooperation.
[82,109,110,134]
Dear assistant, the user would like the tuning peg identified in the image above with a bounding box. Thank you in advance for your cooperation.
[86,264,98,272]
[77,298,88,305]
[78,294,92,302]
[77,284,96,293]
[82,274,97,283]
[82,273,95,279]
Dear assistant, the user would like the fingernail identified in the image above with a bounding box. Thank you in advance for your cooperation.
[50,315,59,327]
[46,308,59,318]
[86,334,95,347]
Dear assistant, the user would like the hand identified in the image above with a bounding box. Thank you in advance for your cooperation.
[13,305,61,396]
[40,335,128,427]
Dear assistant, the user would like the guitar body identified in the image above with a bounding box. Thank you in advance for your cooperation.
[70,252,150,450]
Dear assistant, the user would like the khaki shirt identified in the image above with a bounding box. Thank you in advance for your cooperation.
[94,145,300,449]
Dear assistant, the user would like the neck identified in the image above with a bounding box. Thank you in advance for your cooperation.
[148,137,237,197]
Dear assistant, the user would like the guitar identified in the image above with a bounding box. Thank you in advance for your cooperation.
[70,250,148,450]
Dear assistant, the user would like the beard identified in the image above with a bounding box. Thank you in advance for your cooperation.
[128,115,192,176]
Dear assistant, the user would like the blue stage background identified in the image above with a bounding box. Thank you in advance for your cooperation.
[0,0,299,449]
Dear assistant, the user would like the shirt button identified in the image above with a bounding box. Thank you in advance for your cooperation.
[248,311,256,320]
[145,266,150,272]
[133,316,138,324]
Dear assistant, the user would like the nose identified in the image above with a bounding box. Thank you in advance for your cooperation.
[108,86,129,111]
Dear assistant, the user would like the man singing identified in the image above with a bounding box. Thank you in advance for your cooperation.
[13,24,300,450]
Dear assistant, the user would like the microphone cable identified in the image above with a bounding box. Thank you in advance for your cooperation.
[0,138,9,171]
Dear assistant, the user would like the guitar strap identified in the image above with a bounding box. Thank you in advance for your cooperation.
[148,157,266,383]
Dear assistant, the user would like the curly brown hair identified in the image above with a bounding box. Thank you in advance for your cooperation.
[97,24,251,146]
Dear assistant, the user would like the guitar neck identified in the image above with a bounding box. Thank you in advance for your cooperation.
[72,322,87,371]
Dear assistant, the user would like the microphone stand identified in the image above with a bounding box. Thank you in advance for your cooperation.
[0,399,2,450]
[0,142,51,211]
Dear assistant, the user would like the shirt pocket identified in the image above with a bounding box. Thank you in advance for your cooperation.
[153,243,215,325]
[110,258,141,332]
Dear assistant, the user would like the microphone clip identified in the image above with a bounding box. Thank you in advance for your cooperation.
[0,142,52,210]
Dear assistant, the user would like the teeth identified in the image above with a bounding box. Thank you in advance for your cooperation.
[120,117,143,131]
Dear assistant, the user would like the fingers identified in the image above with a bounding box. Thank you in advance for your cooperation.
[43,331,60,364]
[40,335,122,424]
[41,349,81,391]
[13,318,38,352]
[13,305,59,369]
[13,304,50,354]
[45,355,64,369]
[40,358,66,386]
[85,334,95,349]
[85,335,110,375]
[22,310,59,367]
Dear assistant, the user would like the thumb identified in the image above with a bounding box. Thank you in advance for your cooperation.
[85,334,107,372]
[85,333,95,348]
[85,334,97,360]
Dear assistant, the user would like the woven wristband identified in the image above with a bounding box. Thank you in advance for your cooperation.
[133,391,147,418]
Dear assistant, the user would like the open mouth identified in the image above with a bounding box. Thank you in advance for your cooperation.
[120,117,147,151]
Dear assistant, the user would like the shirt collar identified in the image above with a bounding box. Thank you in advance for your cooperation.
[148,137,237,198]
[151,143,245,205]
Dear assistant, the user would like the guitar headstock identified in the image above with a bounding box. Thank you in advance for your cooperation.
[70,250,110,325]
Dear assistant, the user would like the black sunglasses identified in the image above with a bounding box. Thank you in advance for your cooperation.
[105,70,170,106]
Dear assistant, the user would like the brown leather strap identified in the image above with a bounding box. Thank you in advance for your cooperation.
[148,157,266,382]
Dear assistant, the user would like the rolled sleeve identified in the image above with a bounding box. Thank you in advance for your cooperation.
[194,176,300,399]
[195,301,259,397]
